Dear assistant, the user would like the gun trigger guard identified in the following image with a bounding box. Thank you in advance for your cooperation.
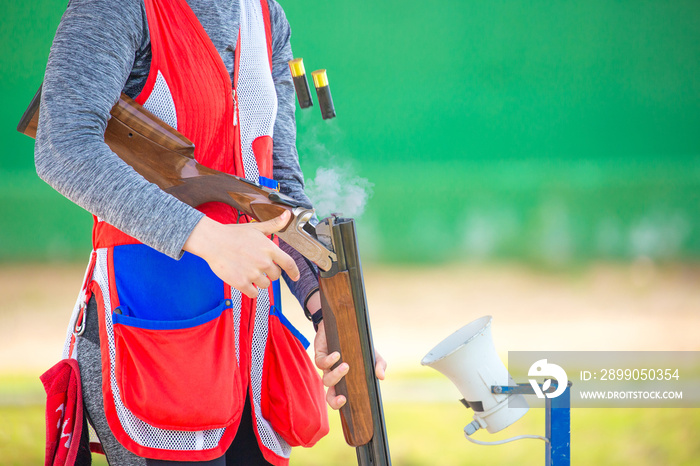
[276,207,336,272]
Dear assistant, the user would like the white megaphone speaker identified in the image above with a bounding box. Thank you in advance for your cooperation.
[421,316,528,436]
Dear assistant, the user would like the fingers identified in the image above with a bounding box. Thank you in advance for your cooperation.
[322,361,349,411]
[251,273,271,291]
[326,386,346,410]
[323,361,349,388]
[262,263,282,282]
[252,210,292,236]
[238,282,259,300]
[313,322,329,365]
[250,262,285,292]
[375,351,388,380]
[323,357,384,410]
[313,321,349,410]
[271,247,299,281]
[315,350,340,372]
[251,213,299,281]
[314,345,348,409]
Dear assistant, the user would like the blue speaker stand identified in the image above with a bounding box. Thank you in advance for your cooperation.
[491,381,572,466]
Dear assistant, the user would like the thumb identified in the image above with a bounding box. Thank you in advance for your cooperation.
[252,210,291,235]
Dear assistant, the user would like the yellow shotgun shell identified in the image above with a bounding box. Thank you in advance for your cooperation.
[288,58,313,108]
[311,69,329,88]
[288,58,306,78]
[311,69,335,119]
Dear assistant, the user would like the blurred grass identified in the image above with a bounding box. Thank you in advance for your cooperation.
[2,374,699,466]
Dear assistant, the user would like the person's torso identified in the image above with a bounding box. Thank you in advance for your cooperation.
[97,0,278,320]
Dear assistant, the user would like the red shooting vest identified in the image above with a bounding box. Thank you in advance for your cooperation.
[76,0,328,463]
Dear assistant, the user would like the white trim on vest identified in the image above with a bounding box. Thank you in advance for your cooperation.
[251,286,293,458]
[230,287,243,364]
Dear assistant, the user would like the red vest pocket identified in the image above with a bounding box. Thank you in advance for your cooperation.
[112,300,244,431]
[261,308,329,447]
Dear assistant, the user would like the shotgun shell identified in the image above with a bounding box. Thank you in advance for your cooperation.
[311,69,336,120]
[288,58,313,109]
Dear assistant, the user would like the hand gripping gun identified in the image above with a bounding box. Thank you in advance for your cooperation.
[18,88,391,466]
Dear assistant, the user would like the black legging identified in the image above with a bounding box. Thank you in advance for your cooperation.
[146,396,272,466]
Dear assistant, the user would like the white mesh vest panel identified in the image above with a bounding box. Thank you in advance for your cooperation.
[237,1,289,457]
[250,287,292,458]
[142,71,178,130]
[238,0,278,183]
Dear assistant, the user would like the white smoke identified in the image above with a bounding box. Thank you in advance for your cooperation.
[306,166,373,219]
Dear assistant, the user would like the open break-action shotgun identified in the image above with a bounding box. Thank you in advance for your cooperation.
[19,87,391,466]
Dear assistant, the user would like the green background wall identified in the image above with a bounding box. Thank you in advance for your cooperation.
[1,1,699,264]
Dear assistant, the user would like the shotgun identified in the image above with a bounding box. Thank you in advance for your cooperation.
[19,87,391,465]
[316,216,392,465]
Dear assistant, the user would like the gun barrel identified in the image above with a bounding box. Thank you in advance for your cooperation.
[319,217,391,466]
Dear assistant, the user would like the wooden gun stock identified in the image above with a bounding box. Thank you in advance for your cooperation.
[18,87,291,221]
[318,217,391,466]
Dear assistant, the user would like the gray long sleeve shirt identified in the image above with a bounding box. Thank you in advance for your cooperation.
[35,0,319,309]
